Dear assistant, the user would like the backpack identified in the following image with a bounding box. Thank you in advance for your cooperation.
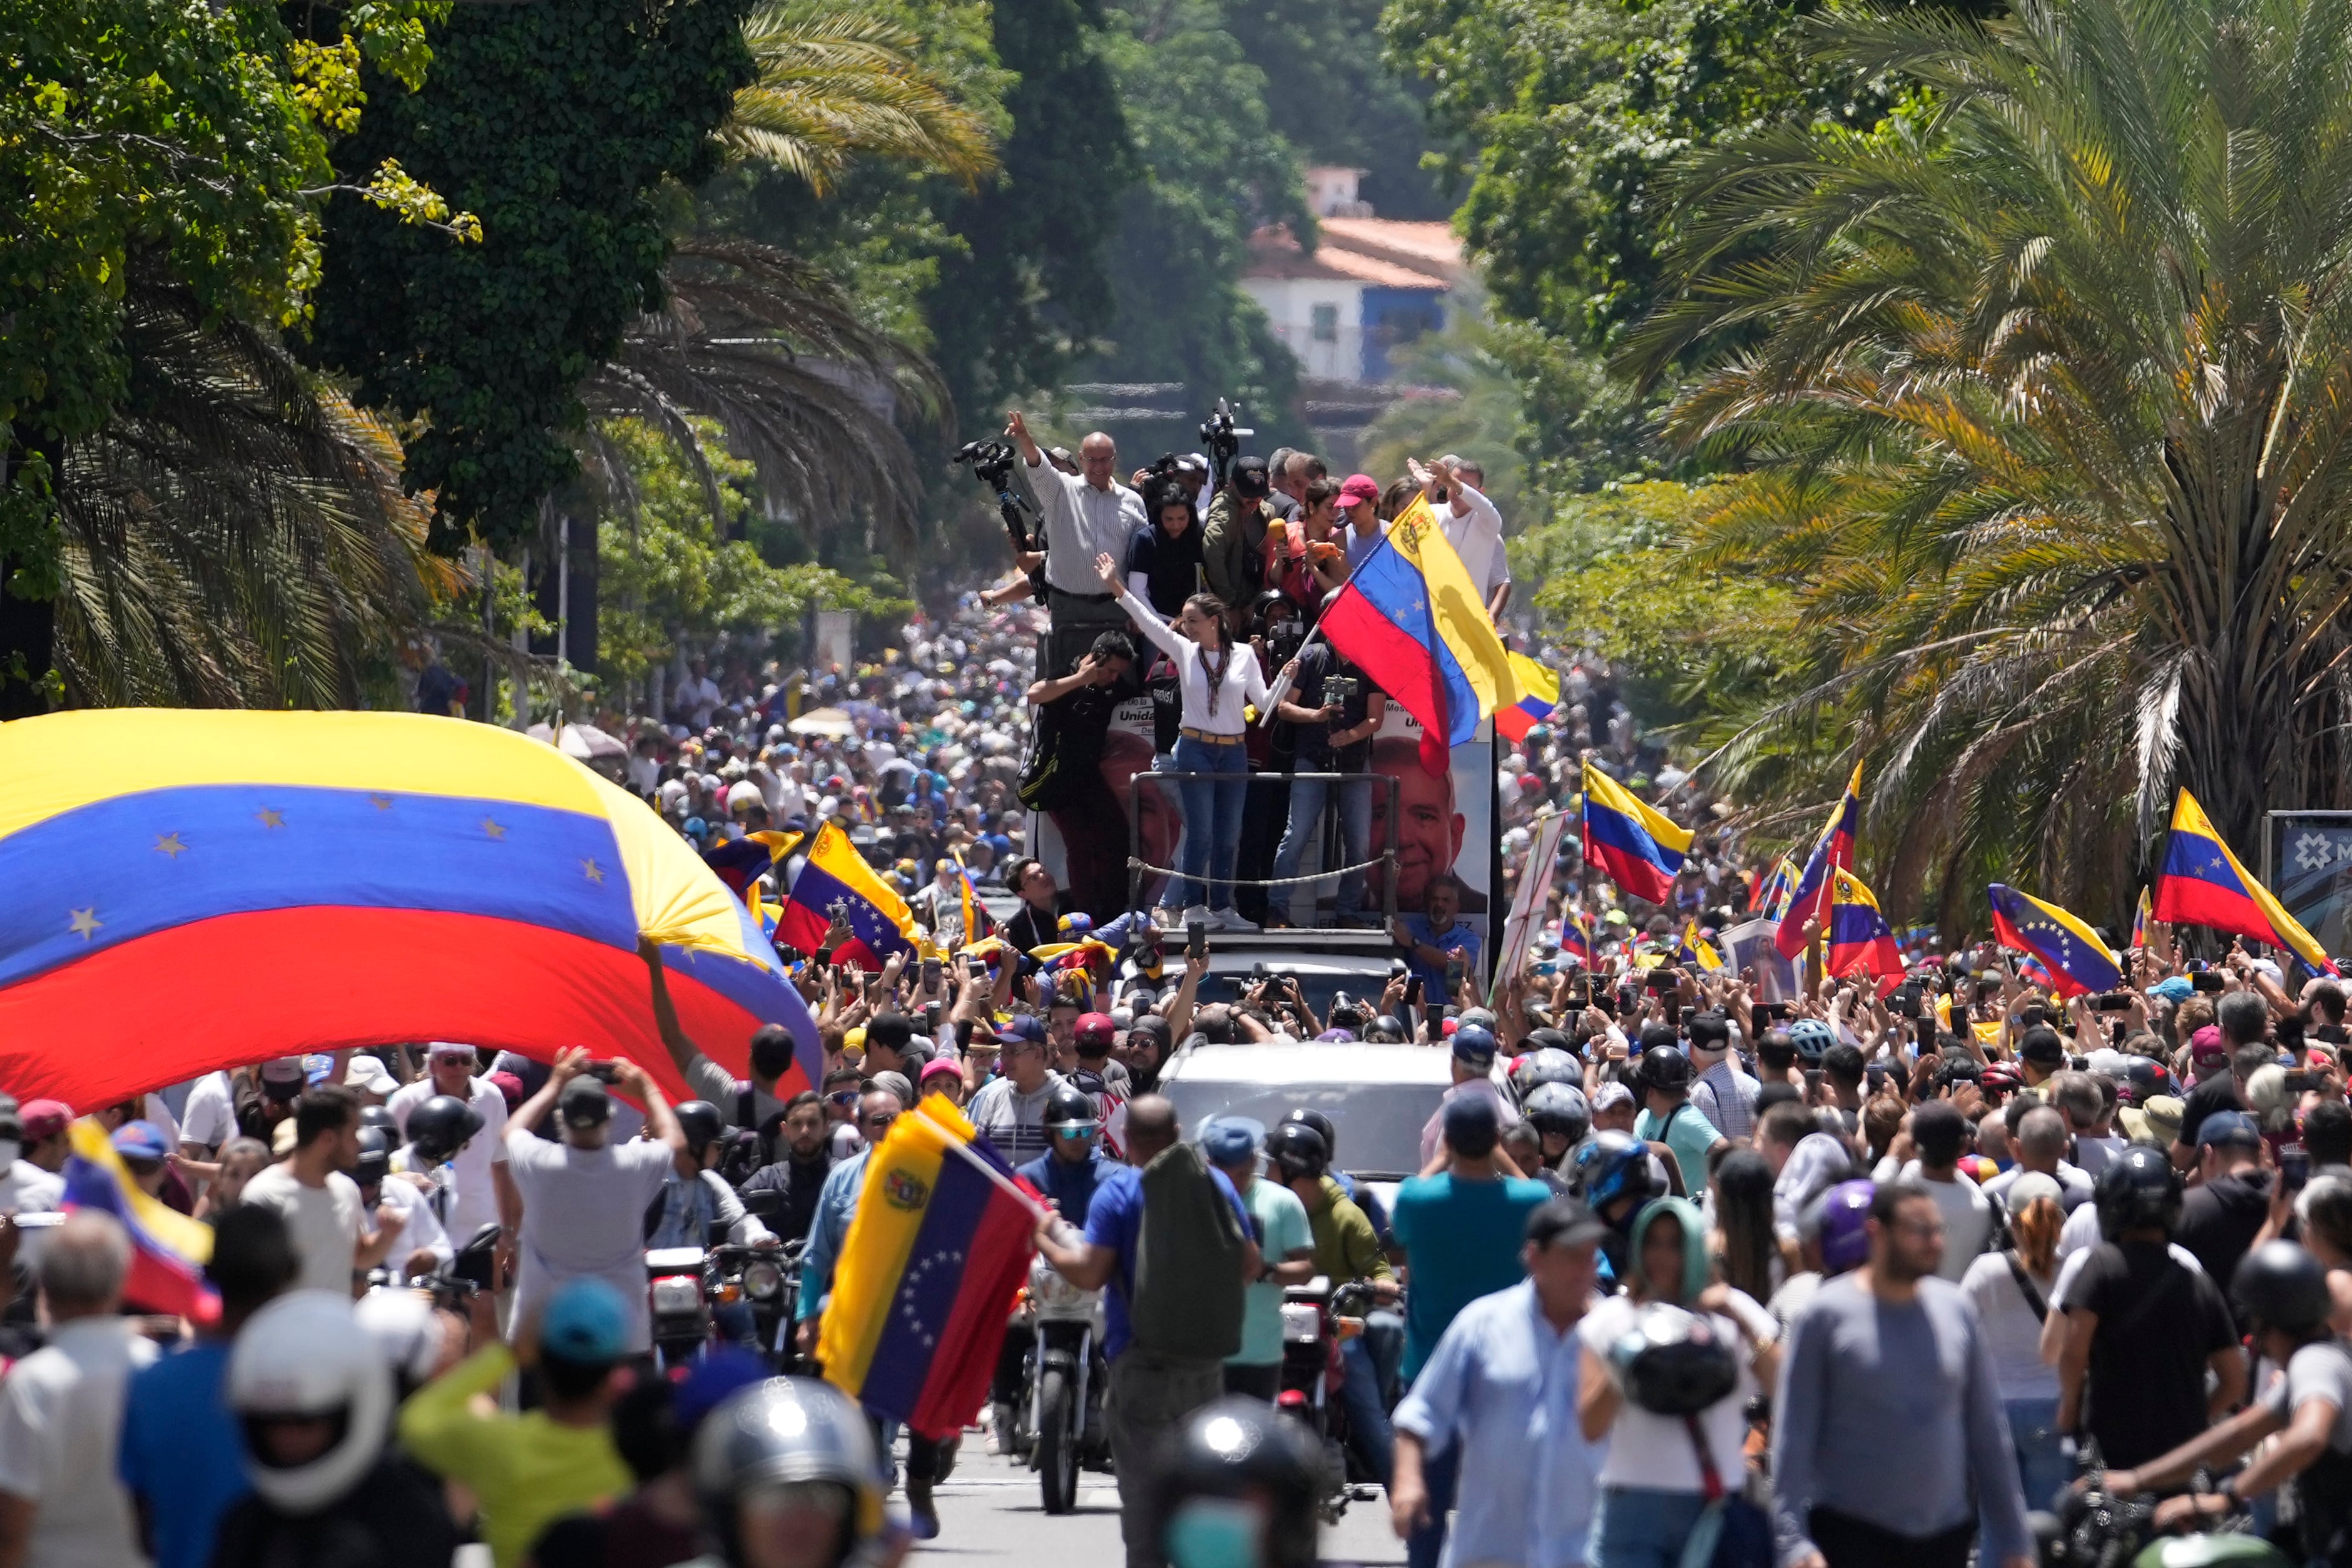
[1129,1141,1249,1361]
[713,1087,772,1186]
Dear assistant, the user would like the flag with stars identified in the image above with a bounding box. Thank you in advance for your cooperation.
[777,821,918,971]
[818,1097,1044,1440]
[1825,867,1903,980]
[0,710,823,1113]
[1775,763,1864,959]
[2154,788,2338,976]
[1987,883,2122,999]
[61,1117,216,1320]
[1316,493,1520,776]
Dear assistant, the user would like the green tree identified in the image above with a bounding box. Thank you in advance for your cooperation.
[1621,0,2352,924]
[1221,0,1446,218]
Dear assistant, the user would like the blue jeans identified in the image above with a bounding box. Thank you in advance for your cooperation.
[1589,1485,1709,1568]
[1406,1438,1458,1568]
[1268,775,1371,924]
[2004,1395,2070,1517]
[1338,1308,1402,1485]
[1169,735,1247,911]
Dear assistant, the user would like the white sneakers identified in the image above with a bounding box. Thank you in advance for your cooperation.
[1159,903,1256,933]
[1208,907,1257,933]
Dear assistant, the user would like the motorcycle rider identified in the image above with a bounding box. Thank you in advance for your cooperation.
[1144,1396,1322,1568]
[735,1091,835,1244]
[1280,1107,1393,1250]
[2095,1240,2352,1561]
[998,1082,1119,1450]
[686,1377,909,1568]
[394,1092,487,1252]
[649,1101,779,1253]
[1522,1083,1591,1176]
[355,1126,452,1280]
[1268,1119,1400,1482]
[1204,1118,1316,1400]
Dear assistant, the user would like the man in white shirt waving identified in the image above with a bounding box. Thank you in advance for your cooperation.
[1412,455,1512,619]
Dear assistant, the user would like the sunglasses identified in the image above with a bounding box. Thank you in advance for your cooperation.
[827,1091,859,1106]
[860,1112,899,1133]
[1055,1124,1099,1139]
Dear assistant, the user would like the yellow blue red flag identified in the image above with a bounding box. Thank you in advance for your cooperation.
[63,1119,215,1319]
[779,820,917,970]
[1580,761,1693,904]
[1987,884,2121,999]
[2154,790,2336,975]
[1826,868,1903,980]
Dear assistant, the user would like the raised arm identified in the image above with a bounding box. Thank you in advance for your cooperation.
[638,935,711,1082]
[1099,556,1186,659]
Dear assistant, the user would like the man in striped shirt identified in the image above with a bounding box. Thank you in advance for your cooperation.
[1689,1011,1758,1143]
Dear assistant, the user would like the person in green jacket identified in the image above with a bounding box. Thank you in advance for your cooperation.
[399,1277,634,1568]
[1269,1119,1401,1482]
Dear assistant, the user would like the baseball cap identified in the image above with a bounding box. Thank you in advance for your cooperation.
[2196,1109,2262,1149]
[2190,1025,2227,1065]
[0,1097,18,1144]
[1442,1095,1500,1156]
[1076,1012,1117,1049]
[868,1070,914,1107]
[19,1099,71,1143]
[1199,1116,1264,1167]
[259,1056,307,1099]
[2019,1028,2066,1067]
[1589,1081,1634,1114]
[995,1015,1047,1048]
[111,1121,170,1163]
[919,1058,965,1087]
[1525,1196,1608,1250]
[1452,1025,1497,1066]
[539,1277,630,1365]
[1337,473,1380,506]
[557,1076,611,1129]
[2004,1171,2064,1216]
[1231,456,1271,498]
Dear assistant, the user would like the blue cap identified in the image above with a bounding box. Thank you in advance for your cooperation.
[672,1345,770,1432]
[539,1277,630,1364]
[1442,1094,1500,1153]
[1199,1116,1265,1166]
[995,1014,1047,1047]
[2196,1110,2262,1149]
[111,1120,170,1163]
[1452,1024,1497,1064]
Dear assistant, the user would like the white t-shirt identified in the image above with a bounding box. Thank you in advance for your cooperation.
[0,1161,63,1217]
[0,1317,156,1568]
[1579,1287,1776,1490]
[503,1129,674,1352]
[2263,1340,2352,1453]
[1961,1249,2060,1400]
[1440,484,1511,599]
[388,1075,511,1240]
[376,1171,454,1270]
[178,1072,236,1153]
[1873,1159,1995,1281]
[242,1164,367,1294]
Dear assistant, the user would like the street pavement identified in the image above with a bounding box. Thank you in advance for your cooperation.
[922,1440,1407,1566]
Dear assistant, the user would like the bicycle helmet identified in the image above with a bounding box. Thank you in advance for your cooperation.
[1522,1082,1591,1146]
[1280,1107,1339,1163]
[693,1378,888,1568]
[404,1094,483,1163]
[1147,1398,1321,1568]
[1978,1061,2024,1096]
[228,1291,395,1514]
[1809,1179,1876,1275]
[2092,1143,2183,1240]
[2121,1056,2175,1103]
[1606,1302,1740,1416]
[675,1101,726,1159]
[1266,1122,1328,1183]
[2231,1240,2331,1335]
[1572,1131,1662,1212]
[1786,1019,1834,1064]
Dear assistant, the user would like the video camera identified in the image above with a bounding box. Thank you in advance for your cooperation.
[1198,398,1252,487]
[952,438,1019,494]
[953,438,1044,601]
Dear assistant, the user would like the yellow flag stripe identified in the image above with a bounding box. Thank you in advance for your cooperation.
[1388,495,1521,717]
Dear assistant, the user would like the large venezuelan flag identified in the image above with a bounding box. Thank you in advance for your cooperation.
[778,821,917,970]
[62,1118,215,1319]
[0,711,823,1110]
[1494,651,1559,745]
[818,1098,1042,1439]
[1987,883,2121,999]
[1775,764,1864,959]
[1581,760,1692,904]
[1826,868,1903,980]
[2154,788,2338,975]
[1318,495,1518,775]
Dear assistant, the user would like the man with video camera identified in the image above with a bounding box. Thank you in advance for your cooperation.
[1266,626,1385,929]
[1005,409,1147,676]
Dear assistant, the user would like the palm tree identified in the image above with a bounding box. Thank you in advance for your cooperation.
[725,0,997,193]
[1620,0,2352,924]
[51,267,466,708]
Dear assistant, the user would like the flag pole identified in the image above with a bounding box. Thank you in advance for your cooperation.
[1256,494,1407,725]
[939,1129,1056,1224]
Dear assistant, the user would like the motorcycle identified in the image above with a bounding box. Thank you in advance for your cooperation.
[647,1242,777,1371]
[1019,1255,1112,1513]
[2036,1479,2294,1568]
[1276,1277,1373,1523]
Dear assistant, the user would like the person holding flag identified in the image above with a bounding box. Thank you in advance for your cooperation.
[1776,763,1863,959]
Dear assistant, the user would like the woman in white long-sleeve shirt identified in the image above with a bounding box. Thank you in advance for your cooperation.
[1093,550,1272,930]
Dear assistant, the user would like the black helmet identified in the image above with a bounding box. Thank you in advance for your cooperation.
[405,1094,484,1163]
[1280,1107,1338,1161]
[675,1101,726,1158]
[1604,1302,1739,1416]
[1366,1014,1408,1043]
[2092,1143,2183,1240]
[692,1378,886,1567]
[1266,1122,1328,1182]
[1638,1046,1691,1093]
[1044,1082,1099,1130]
[2122,1056,2175,1102]
[1523,1082,1591,1145]
[1510,1047,1581,1104]
[2231,1240,2331,1335]
[358,1105,398,1137]
[352,1126,390,1188]
[1147,1398,1320,1568]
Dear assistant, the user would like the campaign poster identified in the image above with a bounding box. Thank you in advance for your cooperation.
[1370,703,1493,940]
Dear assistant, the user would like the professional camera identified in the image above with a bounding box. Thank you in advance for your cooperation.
[953,438,1019,493]
[1198,398,1253,486]
[1322,673,1360,710]
[954,437,1045,601]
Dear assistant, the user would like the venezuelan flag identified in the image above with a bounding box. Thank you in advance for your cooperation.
[2131,887,2151,951]
[1678,920,1724,972]
[1562,915,1592,967]
[1581,761,1692,904]
[1775,764,1864,959]
[1987,885,2120,999]
[1494,651,1559,745]
[950,846,996,947]
[778,820,917,971]
[819,1098,1042,1439]
[1826,868,1903,980]
[62,1119,215,1319]
[1319,494,1519,775]
[2154,789,2338,975]
[1758,857,1800,922]
[0,711,822,1112]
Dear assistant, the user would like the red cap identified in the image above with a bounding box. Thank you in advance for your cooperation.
[19,1100,72,1142]
[1076,1012,1117,1046]
[1338,474,1381,506]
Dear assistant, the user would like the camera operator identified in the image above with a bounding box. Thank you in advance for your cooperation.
[1267,626,1384,929]
[1005,410,1146,675]
[1203,455,1281,622]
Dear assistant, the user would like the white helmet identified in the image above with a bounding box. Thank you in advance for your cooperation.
[228,1290,394,1513]
[354,1286,444,1395]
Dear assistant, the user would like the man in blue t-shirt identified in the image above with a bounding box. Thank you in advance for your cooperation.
[1390,1097,1554,1568]
[1390,873,1482,997]
[119,1206,298,1568]
[1033,1096,1260,1568]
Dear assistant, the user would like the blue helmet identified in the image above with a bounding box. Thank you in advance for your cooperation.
[1572,1131,1662,1213]
[1785,1018,1834,1064]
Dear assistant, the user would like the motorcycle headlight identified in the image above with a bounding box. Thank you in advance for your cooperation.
[743,1260,783,1301]
[651,1276,702,1315]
